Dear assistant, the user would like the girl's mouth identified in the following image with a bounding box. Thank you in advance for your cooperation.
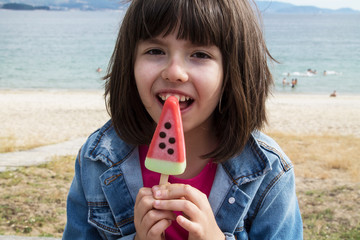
[157,93,194,110]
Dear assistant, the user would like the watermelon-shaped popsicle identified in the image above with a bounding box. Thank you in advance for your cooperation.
[145,96,186,177]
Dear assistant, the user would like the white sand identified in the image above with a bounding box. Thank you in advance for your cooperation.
[265,94,360,137]
[0,90,109,148]
[1,90,359,151]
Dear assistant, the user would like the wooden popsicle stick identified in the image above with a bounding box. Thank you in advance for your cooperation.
[159,174,169,185]
[159,174,169,240]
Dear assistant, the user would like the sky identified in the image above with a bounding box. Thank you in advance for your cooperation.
[265,0,360,10]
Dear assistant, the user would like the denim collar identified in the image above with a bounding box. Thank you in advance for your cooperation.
[86,120,271,187]
[221,134,272,185]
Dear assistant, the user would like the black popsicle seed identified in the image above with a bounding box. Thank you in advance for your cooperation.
[164,122,172,129]
[157,122,175,155]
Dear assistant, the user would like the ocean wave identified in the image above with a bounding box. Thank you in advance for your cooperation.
[283,70,342,77]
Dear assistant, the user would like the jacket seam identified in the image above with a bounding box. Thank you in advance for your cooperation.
[222,161,265,185]
[250,138,267,167]
[87,122,135,167]
[234,170,264,182]
[221,165,239,185]
[251,170,285,221]
[98,153,115,166]
[110,147,136,168]
[89,218,120,233]
[104,174,122,185]
[233,139,269,182]
[88,201,109,207]
[235,226,244,232]
[89,123,113,157]
[257,140,291,171]
[228,138,268,183]
[89,208,121,233]
[99,230,109,240]
[116,216,134,227]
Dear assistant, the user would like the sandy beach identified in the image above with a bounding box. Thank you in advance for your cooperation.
[1,90,359,151]
[265,93,360,137]
[0,90,109,151]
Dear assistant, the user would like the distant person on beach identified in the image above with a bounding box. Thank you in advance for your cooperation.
[282,77,288,86]
[96,67,102,72]
[307,68,317,75]
[323,70,327,76]
[330,90,337,97]
[63,0,303,239]
[292,78,296,88]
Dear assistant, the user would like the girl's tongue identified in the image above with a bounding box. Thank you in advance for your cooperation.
[179,100,190,110]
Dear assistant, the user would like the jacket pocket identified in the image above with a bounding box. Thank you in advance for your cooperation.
[88,202,122,236]
[88,201,136,239]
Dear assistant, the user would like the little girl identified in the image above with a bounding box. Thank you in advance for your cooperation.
[63,0,303,239]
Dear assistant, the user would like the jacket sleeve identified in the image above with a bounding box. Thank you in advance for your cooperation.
[62,153,104,240]
[248,169,303,240]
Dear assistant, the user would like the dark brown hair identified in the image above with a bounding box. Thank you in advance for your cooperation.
[104,0,274,162]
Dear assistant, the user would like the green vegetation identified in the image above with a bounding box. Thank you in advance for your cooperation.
[0,155,75,237]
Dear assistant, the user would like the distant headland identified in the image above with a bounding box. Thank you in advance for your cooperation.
[1,3,50,10]
[256,1,359,14]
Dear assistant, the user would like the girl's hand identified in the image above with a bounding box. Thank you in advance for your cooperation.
[152,184,225,240]
[134,187,176,240]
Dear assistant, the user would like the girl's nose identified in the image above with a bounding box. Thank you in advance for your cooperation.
[161,58,189,83]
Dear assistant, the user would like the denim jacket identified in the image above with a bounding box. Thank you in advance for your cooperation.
[63,120,303,240]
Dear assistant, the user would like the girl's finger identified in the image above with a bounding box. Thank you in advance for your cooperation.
[135,194,155,222]
[152,184,208,207]
[146,218,172,239]
[142,209,176,229]
[153,198,200,219]
[135,187,153,208]
[176,214,199,234]
[134,187,157,232]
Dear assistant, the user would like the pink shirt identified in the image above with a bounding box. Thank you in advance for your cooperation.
[139,145,217,240]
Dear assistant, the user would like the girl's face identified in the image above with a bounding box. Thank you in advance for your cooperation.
[134,32,223,134]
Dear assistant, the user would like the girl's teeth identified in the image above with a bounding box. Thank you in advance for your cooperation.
[159,94,190,102]
[180,95,186,102]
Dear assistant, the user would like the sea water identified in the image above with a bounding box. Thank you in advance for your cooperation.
[0,10,359,94]
[263,13,360,94]
[0,10,123,89]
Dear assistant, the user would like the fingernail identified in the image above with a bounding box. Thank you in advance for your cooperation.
[155,190,161,198]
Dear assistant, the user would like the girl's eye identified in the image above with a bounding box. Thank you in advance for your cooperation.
[146,49,165,55]
[191,52,211,59]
